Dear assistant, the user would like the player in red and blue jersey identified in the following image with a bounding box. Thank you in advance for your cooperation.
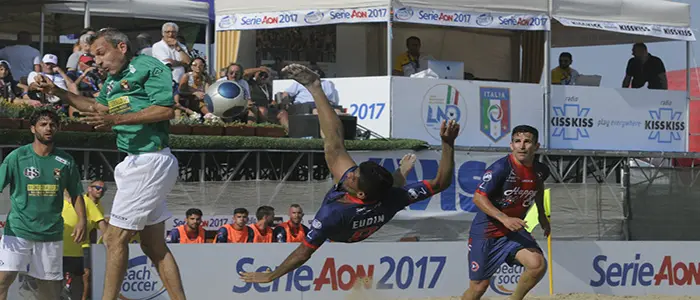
[462,125,551,300]
[239,64,458,284]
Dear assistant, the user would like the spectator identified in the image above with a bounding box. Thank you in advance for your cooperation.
[81,179,107,300]
[623,42,667,90]
[135,33,153,56]
[66,55,102,116]
[0,60,23,102]
[32,56,41,73]
[273,204,309,243]
[175,57,210,118]
[277,68,338,129]
[61,188,106,300]
[213,208,254,243]
[393,36,433,77]
[0,31,40,79]
[251,206,275,243]
[28,54,77,104]
[152,22,192,85]
[166,209,205,244]
[246,68,273,123]
[66,33,96,71]
[551,52,579,85]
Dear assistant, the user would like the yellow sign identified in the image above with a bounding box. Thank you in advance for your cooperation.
[27,184,59,197]
[108,96,131,114]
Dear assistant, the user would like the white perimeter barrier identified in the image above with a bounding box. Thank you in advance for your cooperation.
[87,240,700,299]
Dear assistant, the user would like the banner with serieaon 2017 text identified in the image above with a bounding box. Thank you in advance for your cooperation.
[216,7,390,31]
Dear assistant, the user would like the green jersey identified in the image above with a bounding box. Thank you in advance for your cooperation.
[96,55,175,154]
[0,144,84,242]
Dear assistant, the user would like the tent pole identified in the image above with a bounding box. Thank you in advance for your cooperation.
[40,5,45,55]
[686,41,691,152]
[84,0,91,28]
[386,19,392,76]
[543,1,552,149]
[206,21,212,75]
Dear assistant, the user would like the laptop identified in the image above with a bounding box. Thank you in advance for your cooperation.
[576,75,602,87]
[427,60,465,80]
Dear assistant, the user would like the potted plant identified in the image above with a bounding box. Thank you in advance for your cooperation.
[253,122,287,138]
[62,117,94,132]
[223,122,255,136]
[0,102,26,129]
[169,114,199,135]
[191,114,224,136]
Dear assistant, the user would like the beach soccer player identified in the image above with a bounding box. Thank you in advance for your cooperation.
[0,109,87,300]
[239,64,459,283]
[462,125,551,300]
[33,28,187,300]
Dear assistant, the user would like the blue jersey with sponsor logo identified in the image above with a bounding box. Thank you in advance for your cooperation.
[304,166,436,249]
[469,154,549,239]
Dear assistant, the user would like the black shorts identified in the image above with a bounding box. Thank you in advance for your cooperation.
[63,256,85,276]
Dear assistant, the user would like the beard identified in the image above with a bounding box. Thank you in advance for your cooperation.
[35,131,53,145]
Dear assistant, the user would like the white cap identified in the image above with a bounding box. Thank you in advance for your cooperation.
[42,54,58,65]
[33,56,41,65]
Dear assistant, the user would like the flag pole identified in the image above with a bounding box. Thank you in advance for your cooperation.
[547,233,553,295]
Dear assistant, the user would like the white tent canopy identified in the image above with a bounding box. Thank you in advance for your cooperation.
[45,0,211,24]
[554,0,690,28]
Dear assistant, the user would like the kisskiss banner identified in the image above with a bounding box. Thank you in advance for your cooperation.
[551,241,700,295]
[390,77,545,147]
[216,7,390,31]
[556,17,696,42]
[393,6,550,31]
[549,86,687,151]
[350,150,505,220]
[273,76,391,138]
[91,242,470,300]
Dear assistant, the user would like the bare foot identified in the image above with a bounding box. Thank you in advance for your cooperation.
[399,153,417,178]
[281,64,320,86]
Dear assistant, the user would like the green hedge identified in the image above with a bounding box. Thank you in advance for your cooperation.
[0,129,429,151]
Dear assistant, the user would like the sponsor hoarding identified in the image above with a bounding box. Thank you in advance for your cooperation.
[556,17,696,42]
[550,85,687,151]
[390,77,544,147]
[216,7,390,31]
[393,6,550,31]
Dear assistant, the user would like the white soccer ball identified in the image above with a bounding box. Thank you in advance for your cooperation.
[204,80,247,116]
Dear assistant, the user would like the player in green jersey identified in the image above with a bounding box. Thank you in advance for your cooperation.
[33,28,186,300]
[0,109,87,300]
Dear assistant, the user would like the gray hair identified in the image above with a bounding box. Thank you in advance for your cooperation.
[79,33,95,44]
[162,22,179,34]
[91,28,133,57]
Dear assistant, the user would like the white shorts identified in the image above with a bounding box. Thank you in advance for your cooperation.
[110,148,178,231]
[0,235,63,281]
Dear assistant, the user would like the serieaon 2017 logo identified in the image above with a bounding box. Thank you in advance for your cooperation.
[233,255,446,293]
[591,254,700,287]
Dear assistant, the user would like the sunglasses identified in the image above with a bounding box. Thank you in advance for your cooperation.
[90,185,105,191]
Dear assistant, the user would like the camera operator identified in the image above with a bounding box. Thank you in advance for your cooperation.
[247,69,273,123]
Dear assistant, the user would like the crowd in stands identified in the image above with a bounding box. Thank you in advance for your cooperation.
[0,22,340,131]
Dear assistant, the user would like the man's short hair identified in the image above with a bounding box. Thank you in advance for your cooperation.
[80,27,95,35]
[186,208,203,217]
[29,109,60,126]
[358,161,394,201]
[633,43,647,51]
[17,31,31,41]
[290,204,302,210]
[90,179,104,184]
[79,33,95,45]
[511,125,539,142]
[233,208,248,216]
[256,205,275,220]
[91,28,133,57]
[559,52,572,60]
[406,36,421,45]
[162,22,179,33]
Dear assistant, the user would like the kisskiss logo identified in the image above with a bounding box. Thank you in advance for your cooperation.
[119,256,166,300]
[422,84,467,142]
[550,104,594,140]
[645,107,685,143]
[591,254,700,287]
[393,7,414,20]
[218,15,237,29]
[490,264,523,295]
[305,10,324,24]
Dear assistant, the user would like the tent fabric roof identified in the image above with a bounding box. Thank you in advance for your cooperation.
[44,0,211,24]
[553,0,691,28]
[215,0,691,28]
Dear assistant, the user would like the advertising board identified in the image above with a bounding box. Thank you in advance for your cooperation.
[390,77,544,147]
[216,7,390,31]
[273,76,391,138]
[549,86,687,151]
[393,6,550,31]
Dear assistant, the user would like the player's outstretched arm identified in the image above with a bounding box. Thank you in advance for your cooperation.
[427,120,459,193]
[34,74,108,113]
[239,244,316,283]
[393,153,417,187]
[282,64,356,181]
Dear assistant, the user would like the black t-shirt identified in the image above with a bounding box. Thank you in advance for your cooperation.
[626,54,666,89]
[247,79,272,107]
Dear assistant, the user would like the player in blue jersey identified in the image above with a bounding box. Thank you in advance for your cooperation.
[462,125,551,300]
[239,64,458,284]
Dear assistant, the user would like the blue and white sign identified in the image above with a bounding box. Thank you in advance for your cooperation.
[550,86,688,152]
[392,6,550,31]
[274,76,391,138]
